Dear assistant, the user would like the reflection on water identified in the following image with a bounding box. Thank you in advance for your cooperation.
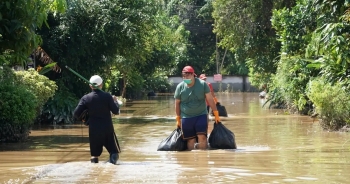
[1,93,350,183]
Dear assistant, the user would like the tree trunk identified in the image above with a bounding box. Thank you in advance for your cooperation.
[220,48,228,74]
[121,75,127,98]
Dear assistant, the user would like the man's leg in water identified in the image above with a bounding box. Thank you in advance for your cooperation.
[187,138,196,151]
[196,134,208,149]
[182,117,197,150]
[195,114,208,150]
[105,132,119,164]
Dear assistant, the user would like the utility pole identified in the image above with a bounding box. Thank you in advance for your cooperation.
[216,35,219,74]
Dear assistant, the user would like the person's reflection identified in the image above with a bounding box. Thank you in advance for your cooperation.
[174,151,212,183]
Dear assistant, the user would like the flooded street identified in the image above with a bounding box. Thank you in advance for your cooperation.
[1,93,350,183]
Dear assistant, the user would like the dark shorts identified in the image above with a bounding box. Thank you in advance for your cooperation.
[89,131,117,156]
[181,114,208,140]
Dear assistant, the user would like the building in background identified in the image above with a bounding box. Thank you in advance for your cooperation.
[168,75,258,92]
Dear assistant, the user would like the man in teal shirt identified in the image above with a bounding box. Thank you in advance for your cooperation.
[174,66,221,150]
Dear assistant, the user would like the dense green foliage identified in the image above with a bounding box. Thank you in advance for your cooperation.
[307,78,350,130]
[40,85,78,124]
[14,69,57,110]
[2,0,350,132]
[0,0,66,66]
[212,0,285,86]
[0,85,37,126]
[145,70,173,93]
[0,67,37,142]
[38,0,188,98]
[270,0,350,129]
[0,0,65,141]
[166,0,248,75]
[210,0,350,130]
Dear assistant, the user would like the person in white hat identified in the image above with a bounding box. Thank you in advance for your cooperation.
[89,75,103,88]
[74,75,120,164]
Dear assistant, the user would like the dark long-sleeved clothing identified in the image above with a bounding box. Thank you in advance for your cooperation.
[73,89,120,156]
[74,90,119,132]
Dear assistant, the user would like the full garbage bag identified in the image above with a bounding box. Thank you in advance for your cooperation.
[157,128,187,151]
[211,102,228,117]
[208,122,237,149]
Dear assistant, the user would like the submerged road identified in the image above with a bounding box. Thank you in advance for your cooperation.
[0,93,349,183]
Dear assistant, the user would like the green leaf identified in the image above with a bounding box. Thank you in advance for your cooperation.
[306,63,321,69]
[39,62,57,75]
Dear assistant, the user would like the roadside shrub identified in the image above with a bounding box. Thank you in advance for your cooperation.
[144,71,172,93]
[0,64,15,83]
[272,56,317,113]
[307,78,350,130]
[262,88,286,109]
[14,68,57,110]
[39,87,79,124]
[0,84,37,142]
[0,50,13,66]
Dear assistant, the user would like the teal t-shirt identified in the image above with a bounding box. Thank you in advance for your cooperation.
[174,78,210,118]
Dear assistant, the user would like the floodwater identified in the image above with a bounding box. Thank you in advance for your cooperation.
[1,93,350,184]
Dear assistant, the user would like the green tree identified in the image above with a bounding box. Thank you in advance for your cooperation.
[166,0,219,75]
[270,0,318,112]
[212,0,296,87]
[39,0,189,99]
[306,0,350,84]
[270,0,350,129]
[0,0,66,66]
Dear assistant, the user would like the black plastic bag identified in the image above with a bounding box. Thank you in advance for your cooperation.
[211,102,228,117]
[208,122,237,149]
[78,109,89,126]
[157,128,187,151]
[217,102,228,117]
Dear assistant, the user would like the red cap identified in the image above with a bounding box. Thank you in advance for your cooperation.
[199,74,207,80]
[182,66,195,73]
[182,66,197,76]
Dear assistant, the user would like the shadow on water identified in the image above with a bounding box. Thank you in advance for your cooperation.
[0,134,89,151]
[0,124,90,151]
[1,93,350,183]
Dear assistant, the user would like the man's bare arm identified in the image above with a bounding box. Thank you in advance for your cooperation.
[175,99,181,116]
[205,93,217,112]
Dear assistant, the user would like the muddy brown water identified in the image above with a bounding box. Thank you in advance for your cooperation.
[1,93,350,183]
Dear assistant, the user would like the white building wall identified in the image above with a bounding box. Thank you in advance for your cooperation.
[168,76,258,92]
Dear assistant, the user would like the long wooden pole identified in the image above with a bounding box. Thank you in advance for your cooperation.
[65,66,101,90]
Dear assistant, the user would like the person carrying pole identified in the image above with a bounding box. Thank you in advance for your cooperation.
[73,74,120,164]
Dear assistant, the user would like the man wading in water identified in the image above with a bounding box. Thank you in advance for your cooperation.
[74,75,120,164]
[174,66,221,150]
